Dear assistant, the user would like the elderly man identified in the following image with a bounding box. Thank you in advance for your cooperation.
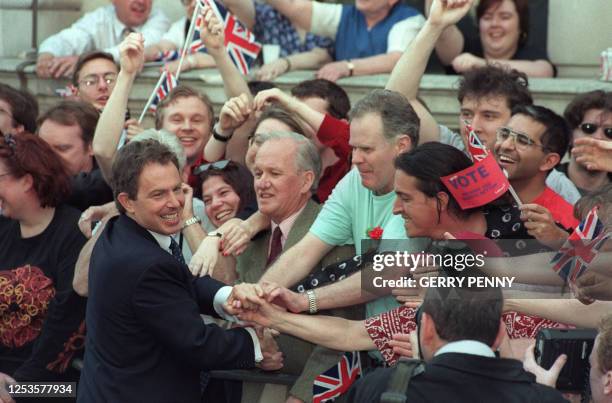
[265,0,425,81]
[230,131,356,403]
[37,101,114,211]
[36,0,169,78]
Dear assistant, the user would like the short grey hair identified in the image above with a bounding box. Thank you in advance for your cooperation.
[257,131,321,193]
[349,89,420,145]
[131,129,187,171]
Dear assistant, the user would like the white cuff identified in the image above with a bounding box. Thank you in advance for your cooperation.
[244,327,264,363]
[212,286,237,321]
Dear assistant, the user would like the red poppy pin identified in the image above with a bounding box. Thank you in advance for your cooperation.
[366,226,384,240]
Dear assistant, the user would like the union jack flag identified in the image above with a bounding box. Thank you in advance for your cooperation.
[154,49,180,62]
[550,207,611,282]
[464,121,488,162]
[197,0,262,74]
[55,84,78,98]
[149,69,177,113]
[313,352,361,403]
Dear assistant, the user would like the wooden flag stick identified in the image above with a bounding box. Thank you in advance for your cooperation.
[137,71,166,124]
[176,2,202,81]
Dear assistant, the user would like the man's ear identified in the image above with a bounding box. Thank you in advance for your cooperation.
[117,192,135,214]
[420,312,437,346]
[491,319,507,351]
[539,152,560,172]
[86,142,94,157]
[300,170,315,195]
[396,134,413,154]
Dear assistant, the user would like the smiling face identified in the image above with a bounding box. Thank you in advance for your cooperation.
[392,170,440,238]
[253,138,312,224]
[350,112,405,195]
[494,113,550,182]
[38,119,93,176]
[119,162,185,235]
[202,175,241,228]
[75,58,118,111]
[112,0,152,27]
[479,0,521,59]
[161,96,212,164]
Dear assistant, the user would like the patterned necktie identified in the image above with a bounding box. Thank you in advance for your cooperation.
[266,226,283,267]
[169,237,186,265]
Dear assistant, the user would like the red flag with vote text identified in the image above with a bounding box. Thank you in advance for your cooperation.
[441,153,510,209]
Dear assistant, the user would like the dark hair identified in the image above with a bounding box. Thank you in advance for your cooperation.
[0,132,70,208]
[72,50,117,86]
[0,83,39,134]
[248,80,277,96]
[573,183,612,225]
[111,139,179,214]
[291,79,351,120]
[155,85,214,130]
[395,142,479,221]
[422,272,503,347]
[349,89,420,146]
[477,0,529,46]
[457,65,533,111]
[563,90,612,131]
[511,104,570,158]
[255,106,305,135]
[198,161,256,217]
[37,100,100,145]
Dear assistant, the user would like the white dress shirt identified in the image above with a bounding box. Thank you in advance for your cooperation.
[434,340,496,358]
[148,229,263,363]
[39,5,170,61]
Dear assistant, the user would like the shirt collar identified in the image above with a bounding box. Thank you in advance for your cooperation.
[270,202,308,247]
[147,230,180,255]
[434,340,496,358]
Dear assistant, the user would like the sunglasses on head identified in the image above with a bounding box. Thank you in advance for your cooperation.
[193,160,230,176]
[579,123,612,139]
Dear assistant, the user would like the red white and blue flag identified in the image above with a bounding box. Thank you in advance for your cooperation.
[197,0,262,74]
[154,49,180,62]
[55,84,78,98]
[313,352,361,403]
[149,69,177,112]
[464,121,488,162]
[550,207,611,282]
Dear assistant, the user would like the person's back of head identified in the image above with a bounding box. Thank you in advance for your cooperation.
[349,89,420,145]
[591,314,612,403]
[420,272,503,360]
[458,65,533,111]
[291,79,351,120]
[0,84,39,134]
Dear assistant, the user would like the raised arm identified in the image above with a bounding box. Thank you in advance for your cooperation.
[92,33,144,182]
[505,299,612,329]
[386,0,472,144]
[265,0,313,31]
[424,0,466,65]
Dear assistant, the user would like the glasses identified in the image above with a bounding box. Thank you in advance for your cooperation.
[579,123,612,139]
[496,127,546,150]
[78,73,117,88]
[193,160,230,176]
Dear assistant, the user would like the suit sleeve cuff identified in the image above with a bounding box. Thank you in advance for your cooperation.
[244,328,263,363]
[212,286,236,321]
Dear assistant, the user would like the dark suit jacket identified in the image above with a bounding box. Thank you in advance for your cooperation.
[236,200,358,401]
[78,215,255,403]
[347,353,568,403]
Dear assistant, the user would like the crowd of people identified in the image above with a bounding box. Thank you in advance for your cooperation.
[1,0,611,402]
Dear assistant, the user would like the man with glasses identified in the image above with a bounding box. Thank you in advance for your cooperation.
[36,0,169,78]
[495,104,578,231]
[553,90,612,196]
[71,51,120,112]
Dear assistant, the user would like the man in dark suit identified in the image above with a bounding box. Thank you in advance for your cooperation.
[78,139,278,402]
[346,277,568,403]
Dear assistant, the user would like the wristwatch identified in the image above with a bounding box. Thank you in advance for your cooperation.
[212,123,233,142]
[346,60,355,77]
[183,216,201,229]
[207,231,223,238]
[306,289,318,314]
